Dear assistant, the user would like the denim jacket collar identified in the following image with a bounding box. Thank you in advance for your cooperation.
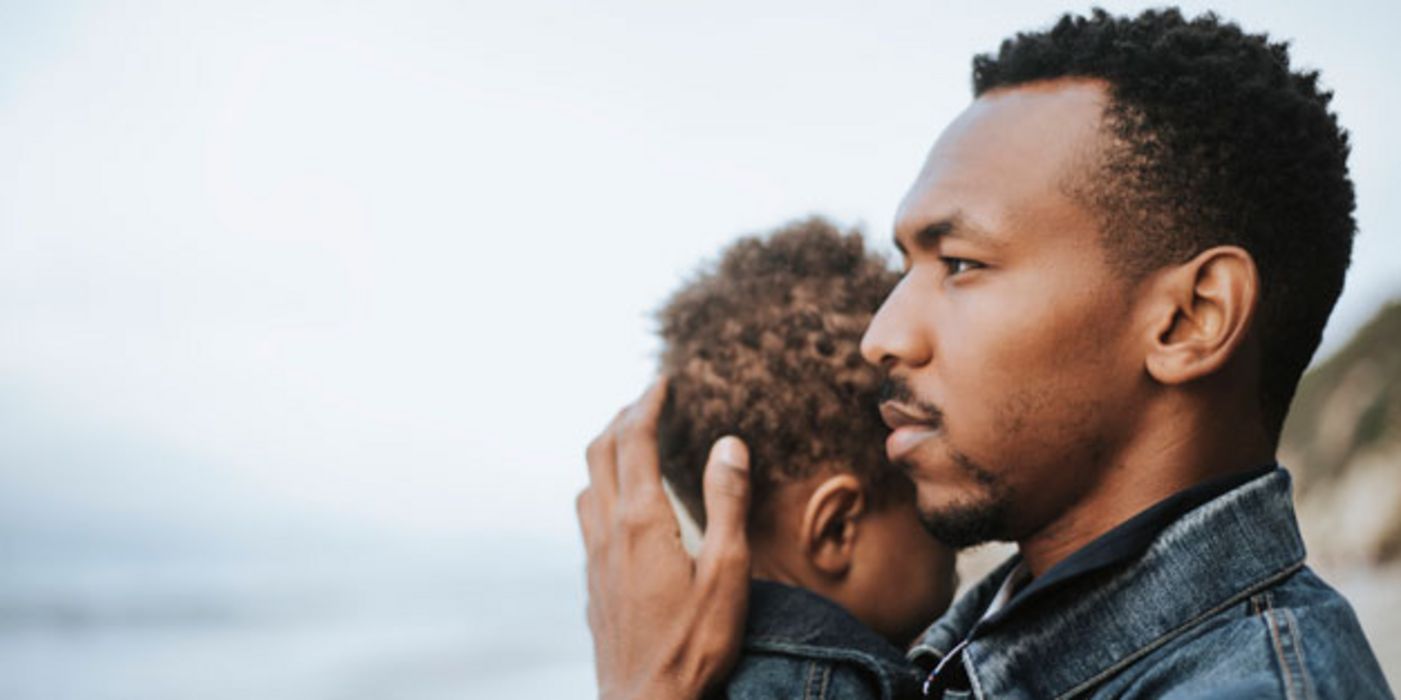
[745,579,922,700]
[909,467,1306,699]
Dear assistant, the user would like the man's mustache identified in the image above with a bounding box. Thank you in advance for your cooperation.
[878,377,946,429]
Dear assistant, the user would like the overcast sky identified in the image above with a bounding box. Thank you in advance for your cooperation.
[2,0,1398,554]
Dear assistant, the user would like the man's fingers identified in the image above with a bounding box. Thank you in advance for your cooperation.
[696,435,752,582]
[617,378,669,500]
[576,489,598,550]
[585,408,627,513]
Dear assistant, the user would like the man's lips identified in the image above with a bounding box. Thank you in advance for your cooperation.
[879,402,941,463]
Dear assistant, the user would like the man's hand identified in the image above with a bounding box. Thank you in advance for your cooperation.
[577,380,753,700]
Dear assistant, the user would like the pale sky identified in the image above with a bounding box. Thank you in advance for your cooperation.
[2,0,1398,554]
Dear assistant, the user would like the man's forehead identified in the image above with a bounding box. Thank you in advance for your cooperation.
[895,80,1108,243]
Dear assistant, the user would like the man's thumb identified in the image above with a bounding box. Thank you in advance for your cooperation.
[699,436,751,558]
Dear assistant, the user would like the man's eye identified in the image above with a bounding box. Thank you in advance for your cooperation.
[941,257,982,276]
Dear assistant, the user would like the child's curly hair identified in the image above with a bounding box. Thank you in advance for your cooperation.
[656,217,903,531]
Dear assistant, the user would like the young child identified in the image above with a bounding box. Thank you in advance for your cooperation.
[656,217,957,700]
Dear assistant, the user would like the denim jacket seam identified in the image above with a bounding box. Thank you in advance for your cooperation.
[1054,559,1306,699]
[1257,592,1290,700]
[802,659,827,700]
[1263,599,1300,700]
[1263,599,1316,700]
[1283,608,1317,700]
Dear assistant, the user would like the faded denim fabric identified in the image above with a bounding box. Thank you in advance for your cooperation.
[908,468,1393,699]
[718,579,923,700]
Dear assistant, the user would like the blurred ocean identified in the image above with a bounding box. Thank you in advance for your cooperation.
[0,545,595,699]
[0,392,597,699]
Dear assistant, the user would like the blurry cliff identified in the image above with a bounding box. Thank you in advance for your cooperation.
[1282,300,1401,568]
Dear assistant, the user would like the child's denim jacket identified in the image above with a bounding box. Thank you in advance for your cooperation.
[718,579,923,699]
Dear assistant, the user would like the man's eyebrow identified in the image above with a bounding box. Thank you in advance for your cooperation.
[893,216,1002,254]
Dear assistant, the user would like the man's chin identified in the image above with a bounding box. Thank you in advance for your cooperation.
[904,444,1012,547]
[917,497,1012,550]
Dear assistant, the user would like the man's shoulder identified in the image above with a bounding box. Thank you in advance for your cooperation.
[719,580,921,700]
[1101,566,1392,699]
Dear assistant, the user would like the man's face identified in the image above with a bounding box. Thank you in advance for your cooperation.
[861,80,1146,547]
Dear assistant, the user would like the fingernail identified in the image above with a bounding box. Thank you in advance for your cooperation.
[715,436,747,470]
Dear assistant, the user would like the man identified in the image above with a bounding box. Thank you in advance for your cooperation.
[577,8,1393,699]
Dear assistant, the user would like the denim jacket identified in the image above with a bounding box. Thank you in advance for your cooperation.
[908,468,1393,699]
[718,579,924,700]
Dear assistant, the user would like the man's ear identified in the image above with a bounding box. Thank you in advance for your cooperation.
[1143,246,1259,386]
[800,473,866,579]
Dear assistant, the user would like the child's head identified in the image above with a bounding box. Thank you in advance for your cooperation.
[656,217,955,646]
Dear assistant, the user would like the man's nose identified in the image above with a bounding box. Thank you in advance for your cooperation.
[861,276,934,369]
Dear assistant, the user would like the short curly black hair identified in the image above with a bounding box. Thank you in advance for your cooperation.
[974,8,1355,437]
[656,217,903,531]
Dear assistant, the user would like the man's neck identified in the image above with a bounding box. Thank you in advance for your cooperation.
[1015,406,1274,577]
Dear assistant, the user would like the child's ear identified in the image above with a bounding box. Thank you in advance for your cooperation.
[800,473,866,579]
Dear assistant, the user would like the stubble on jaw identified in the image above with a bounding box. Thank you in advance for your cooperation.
[880,376,1017,548]
[907,446,1014,549]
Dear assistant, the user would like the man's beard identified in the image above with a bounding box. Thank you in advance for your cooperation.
[907,448,1014,549]
[881,377,1014,549]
